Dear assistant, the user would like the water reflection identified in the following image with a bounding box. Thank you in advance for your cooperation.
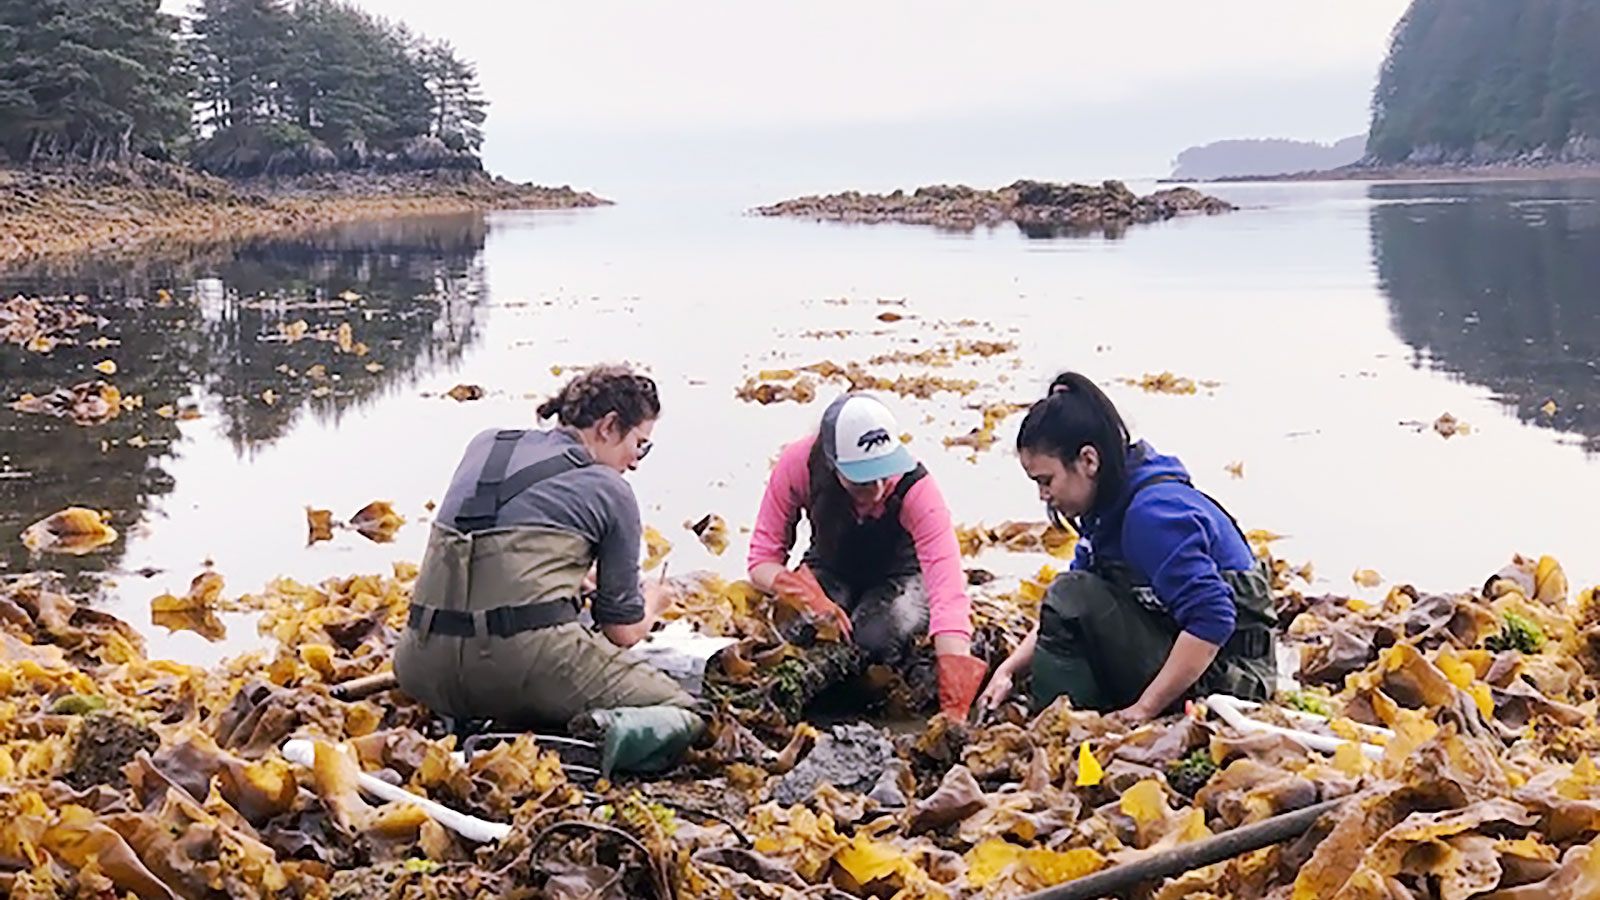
[0,213,489,579]
[1014,220,1129,240]
[1372,181,1600,448]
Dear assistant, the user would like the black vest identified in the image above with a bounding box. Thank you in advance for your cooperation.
[802,462,928,589]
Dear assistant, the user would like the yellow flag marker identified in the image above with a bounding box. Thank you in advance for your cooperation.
[1076,740,1104,786]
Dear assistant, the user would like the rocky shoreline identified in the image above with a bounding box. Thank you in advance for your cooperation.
[753,180,1234,234]
[1179,160,1600,185]
[0,162,610,267]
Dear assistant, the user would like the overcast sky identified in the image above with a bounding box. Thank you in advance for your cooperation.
[171,1,1415,195]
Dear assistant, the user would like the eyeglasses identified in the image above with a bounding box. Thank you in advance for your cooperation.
[636,437,653,461]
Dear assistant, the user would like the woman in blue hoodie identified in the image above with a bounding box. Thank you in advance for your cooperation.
[978,372,1278,724]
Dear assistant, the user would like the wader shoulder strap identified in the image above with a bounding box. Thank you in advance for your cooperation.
[1126,474,1278,648]
[454,430,592,532]
[1126,474,1250,547]
[884,464,928,515]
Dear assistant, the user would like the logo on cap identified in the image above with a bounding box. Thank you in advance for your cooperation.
[857,428,891,452]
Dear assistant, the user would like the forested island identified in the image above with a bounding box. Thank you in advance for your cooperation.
[0,0,604,264]
[1171,0,1600,182]
[1366,0,1600,168]
[1168,136,1366,181]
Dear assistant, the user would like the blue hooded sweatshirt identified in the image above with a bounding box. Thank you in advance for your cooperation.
[1069,441,1255,646]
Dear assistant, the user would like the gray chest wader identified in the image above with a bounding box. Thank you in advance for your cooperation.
[1029,475,1279,713]
[394,430,700,775]
[802,464,932,663]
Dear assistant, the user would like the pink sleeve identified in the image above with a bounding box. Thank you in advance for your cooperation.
[899,474,974,639]
[747,436,814,573]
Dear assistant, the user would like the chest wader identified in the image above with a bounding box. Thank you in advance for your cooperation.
[803,464,932,663]
[1029,476,1279,714]
[393,430,701,776]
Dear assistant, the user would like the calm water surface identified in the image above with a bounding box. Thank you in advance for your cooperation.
[3,180,1599,665]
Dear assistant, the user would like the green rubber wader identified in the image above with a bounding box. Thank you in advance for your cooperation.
[394,523,695,728]
[573,706,707,778]
[1029,563,1278,714]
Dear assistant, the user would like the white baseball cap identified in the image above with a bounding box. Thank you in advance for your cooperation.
[820,393,917,484]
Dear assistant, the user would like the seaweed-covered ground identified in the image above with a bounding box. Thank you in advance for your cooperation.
[0,163,607,267]
[4,541,1600,899]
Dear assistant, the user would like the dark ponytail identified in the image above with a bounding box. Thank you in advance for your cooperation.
[536,364,660,431]
[1016,372,1131,513]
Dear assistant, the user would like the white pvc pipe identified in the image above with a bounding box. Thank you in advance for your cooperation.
[1204,694,1387,762]
[282,738,511,843]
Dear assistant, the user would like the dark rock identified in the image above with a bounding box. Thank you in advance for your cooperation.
[63,713,160,791]
[867,759,912,808]
[338,137,370,169]
[770,722,895,806]
[304,140,338,172]
[400,135,452,168]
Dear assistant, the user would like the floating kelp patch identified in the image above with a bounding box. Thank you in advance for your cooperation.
[20,507,119,555]
[1116,371,1220,395]
[10,380,123,425]
[349,501,406,543]
[686,514,730,556]
[955,521,1078,560]
[737,359,978,405]
[306,508,335,545]
[0,294,102,353]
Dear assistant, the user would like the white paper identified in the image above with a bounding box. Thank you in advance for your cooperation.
[628,619,741,695]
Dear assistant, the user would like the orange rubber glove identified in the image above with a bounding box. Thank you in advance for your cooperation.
[772,565,853,642]
[936,653,989,721]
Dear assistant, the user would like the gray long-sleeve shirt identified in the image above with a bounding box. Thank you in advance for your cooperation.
[433,427,645,625]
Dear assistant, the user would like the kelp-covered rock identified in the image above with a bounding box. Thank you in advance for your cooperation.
[0,161,609,266]
[753,179,1235,235]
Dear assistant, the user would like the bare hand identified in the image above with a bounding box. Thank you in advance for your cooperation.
[642,579,679,619]
[977,668,1015,711]
[1106,703,1157,730]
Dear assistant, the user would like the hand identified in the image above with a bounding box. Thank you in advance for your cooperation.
[977,667,1015,712]
[642,579,680,620]
[773,566,853,642]
[1106,702,1158,730]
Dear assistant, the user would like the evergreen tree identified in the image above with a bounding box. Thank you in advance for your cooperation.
[190,0,291,129]
[0,0,189,162]
[1370,0,1600,164]
[283,1,431,147]
[0,0,490,171]
[421,40,488,152]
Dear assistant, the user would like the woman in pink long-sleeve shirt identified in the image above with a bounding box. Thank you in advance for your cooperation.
[746,392,988,720]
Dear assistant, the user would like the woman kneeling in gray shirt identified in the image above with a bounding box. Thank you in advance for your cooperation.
[395,365,700,775]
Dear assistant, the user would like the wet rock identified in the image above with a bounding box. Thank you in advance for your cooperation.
[64,713,160,791]
[754,178,1235,234]
[338,137,370,169]
[398,135,457,170]
[770,722,895,806]
[867,759,912,808]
